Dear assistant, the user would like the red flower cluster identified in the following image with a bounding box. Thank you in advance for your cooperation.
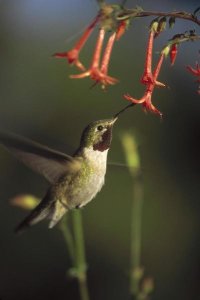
[70,28,118,89]
[53,5,128,89]
[124,30,166,117]
[53,16,99,71]
[53,5,199,117]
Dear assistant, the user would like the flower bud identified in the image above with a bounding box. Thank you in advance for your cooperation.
[10,194,40,210]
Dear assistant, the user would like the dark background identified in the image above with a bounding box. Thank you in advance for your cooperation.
[0,0,199,299]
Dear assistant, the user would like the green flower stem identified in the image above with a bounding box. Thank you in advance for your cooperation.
[59,216,75,264]
[72,210,90,300]
[130,173,143,297]
[59,211,89,300]
[121,132,144,299]
[117,9,200,26]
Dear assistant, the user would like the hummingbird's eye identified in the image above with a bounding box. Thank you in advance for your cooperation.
[97,125,103,131]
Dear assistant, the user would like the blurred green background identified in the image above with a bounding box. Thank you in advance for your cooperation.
[0,0,200,299]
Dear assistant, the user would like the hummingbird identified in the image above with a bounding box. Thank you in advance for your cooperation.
[0,117,117,233]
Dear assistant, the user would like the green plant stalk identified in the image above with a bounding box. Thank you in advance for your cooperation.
[121,132,144,299]
[72,210,90,300]
[130,175,143,297]
[59,216,75,264]
[59,211,89,300]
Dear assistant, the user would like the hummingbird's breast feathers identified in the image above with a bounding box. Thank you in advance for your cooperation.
[64,154,107,209]
[82,146,108,171]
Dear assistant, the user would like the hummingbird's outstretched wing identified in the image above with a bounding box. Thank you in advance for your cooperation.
[0,130,78,183]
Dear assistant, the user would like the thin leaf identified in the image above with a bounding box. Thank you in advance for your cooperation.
[169,17,176,29]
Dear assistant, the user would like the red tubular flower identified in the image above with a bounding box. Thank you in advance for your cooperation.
[99,32,118,88]
[53,4,125,88]
[53,49,85,71]
[187,63,200,94]
[124,27,166,117]
[140,30,165,88]
[100,33,116,74]
[170,43,178,66]
[124,53,165,117]
[187,63,200,76]
[141,30,155,85]
[70,28,105,79]
[53,15,99,71]
[70,29,118,88]
[116,20,128,41]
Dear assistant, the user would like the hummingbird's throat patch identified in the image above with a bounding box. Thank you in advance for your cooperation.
[93,127,112,152]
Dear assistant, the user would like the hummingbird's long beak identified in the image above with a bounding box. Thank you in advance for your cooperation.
[113,103,135,119]
[110,116,118,125]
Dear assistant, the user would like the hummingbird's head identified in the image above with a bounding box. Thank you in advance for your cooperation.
[80,117,117,152]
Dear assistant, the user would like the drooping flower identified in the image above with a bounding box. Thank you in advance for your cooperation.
[187,63,200,94]
[116,20,129,41]
[124,22,167,117]
[140,30,155,85]
[70,29,118,88]
[124,53,165,117]
[187,63,200,77]
[170,43,178,66]
[53,3,128,89]
[53,15,100,71]
[140,29,165,88]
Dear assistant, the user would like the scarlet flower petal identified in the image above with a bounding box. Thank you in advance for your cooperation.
[141,31,154,85]
[187,64,200,76]
[53,49,85,71]
[140,73,154,85]
[53,52,68,58]
[124,94,146,104]
[100,32,116,75]
[124,52,165,117]
[91,69,118,86]
[187,63,200,95]
[70,67,118,88]
[116,21,127,41]
[70,29,105,81]
[99,74,118,86]
[70,29,118,89]
[170,44,178,66]
[124,91,162,117]
[53,15,99,71]
[70,70,91,79]
[142,94,163,117]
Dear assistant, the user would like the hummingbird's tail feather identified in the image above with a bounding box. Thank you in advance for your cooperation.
[15,198,53,234]
[48,200,68,229]
[15,195,68,234]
